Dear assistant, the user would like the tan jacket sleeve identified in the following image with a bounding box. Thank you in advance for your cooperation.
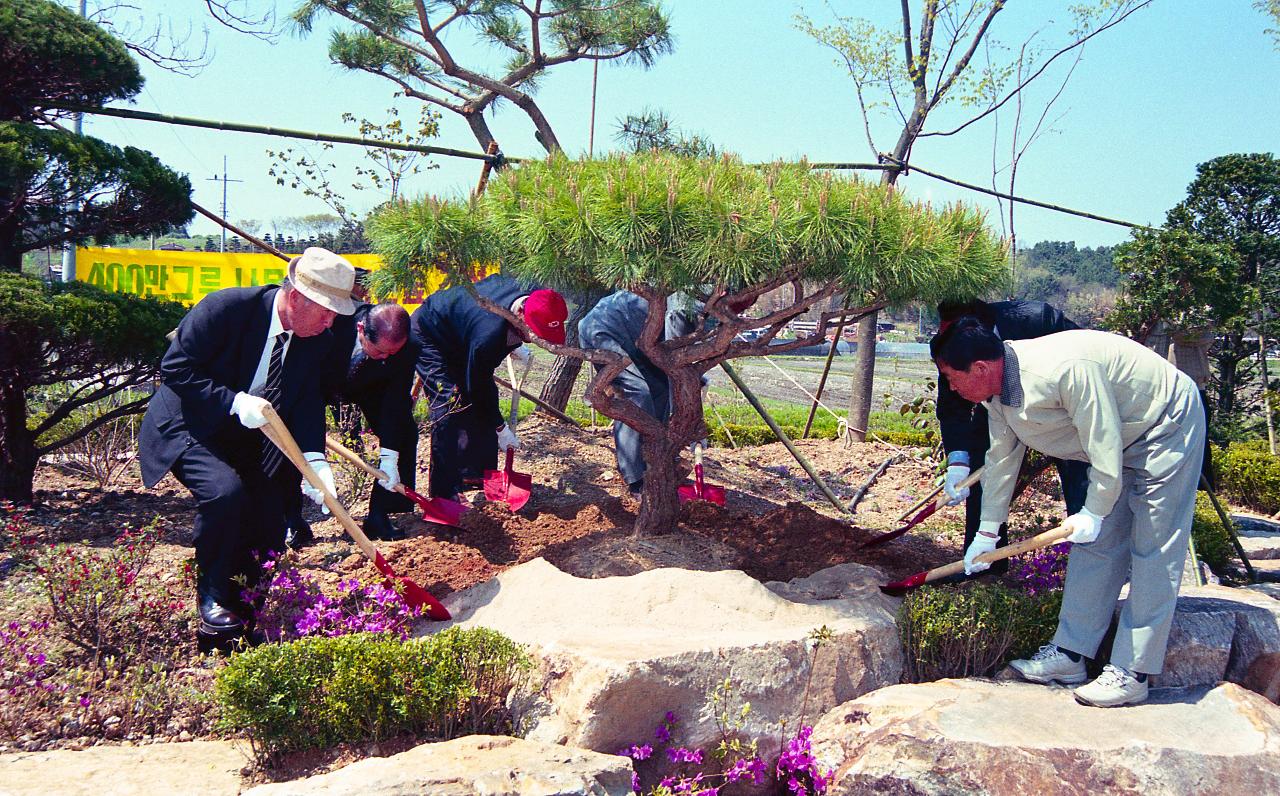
[979,405,1026,526]
[1058,360,1124,517]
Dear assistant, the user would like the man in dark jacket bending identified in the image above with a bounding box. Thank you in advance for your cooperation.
[410,274,567,501]
[138,248,355,651]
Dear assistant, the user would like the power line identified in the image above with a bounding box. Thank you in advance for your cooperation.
[63,103,1148,231]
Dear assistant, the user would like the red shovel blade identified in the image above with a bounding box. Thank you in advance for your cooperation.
[678,463,726,506]
[403,487,467,528]
[373,550,450,620]
[858,500,942,550]
[879,569,930,596]
[484,449,532,511]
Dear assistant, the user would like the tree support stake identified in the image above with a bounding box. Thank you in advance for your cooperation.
[719,362,848,515]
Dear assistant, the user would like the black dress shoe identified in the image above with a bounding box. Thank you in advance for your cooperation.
[363,511,406,541]
[285,514,315,550]
[196,595,246,654]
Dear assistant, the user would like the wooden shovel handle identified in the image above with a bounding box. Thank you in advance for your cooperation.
[324,436,410,499]
[923,523,1072,584]
[260,407,379,562]
[896,466,985,523]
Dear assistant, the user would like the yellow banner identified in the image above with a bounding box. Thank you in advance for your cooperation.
[74,248,467,311]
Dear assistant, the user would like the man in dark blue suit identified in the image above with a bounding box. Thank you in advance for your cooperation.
[410,274,567,502]
[932,299,1090,575]
[139,248,356,651]
[285,300,418,546]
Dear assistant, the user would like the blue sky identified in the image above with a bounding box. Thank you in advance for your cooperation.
[82,1,1280,248]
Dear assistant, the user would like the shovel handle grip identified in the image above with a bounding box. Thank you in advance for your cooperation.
[922,523,1072,584]
[262,409,378,562]
[325,436,412,499]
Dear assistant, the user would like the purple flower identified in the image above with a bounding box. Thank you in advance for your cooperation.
[619,743,652,760]
[666,746,704,764]
[79,695,91,707]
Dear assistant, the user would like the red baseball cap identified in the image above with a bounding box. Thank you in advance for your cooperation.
[522,289,568,344]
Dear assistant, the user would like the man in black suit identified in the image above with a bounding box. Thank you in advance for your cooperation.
[931,299,1090,574]
[285,301,417,546]
[139,248,356,652]
[410,274,567,501]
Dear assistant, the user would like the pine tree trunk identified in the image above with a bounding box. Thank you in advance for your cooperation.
[0,379,37,502]
[846,313,878,443]
[634,435,680,536]
[539,356,584,413]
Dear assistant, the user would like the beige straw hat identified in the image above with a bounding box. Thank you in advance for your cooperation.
[287,247,357,315]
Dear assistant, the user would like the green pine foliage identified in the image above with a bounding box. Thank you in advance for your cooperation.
[215,627,532,760]
[367,152,1008,303]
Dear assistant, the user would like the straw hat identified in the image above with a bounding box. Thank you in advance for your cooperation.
[287,247,357,315]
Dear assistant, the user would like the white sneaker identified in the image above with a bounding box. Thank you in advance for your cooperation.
[1009,644,1087,685]
[1074,664,1149,708]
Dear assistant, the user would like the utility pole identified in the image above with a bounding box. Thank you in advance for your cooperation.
[60,0,88,283]
[207,156,242,252]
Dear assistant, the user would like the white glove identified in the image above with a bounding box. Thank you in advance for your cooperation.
[943,464,971,506]
[231,392,271,429]
[301,452,336,515]
[497,424,520,452]
[376,448,400,491]
[510,344,532,367]
[1064,508,1104,544]
[963,522,1001,575]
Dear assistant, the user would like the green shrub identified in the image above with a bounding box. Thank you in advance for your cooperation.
[1212,441,1280,515]
[1192,491,1237,575]
[215,627,532,759]
[899,583,1062,683]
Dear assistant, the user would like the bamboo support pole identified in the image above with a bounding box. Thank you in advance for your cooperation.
[719,361,848,514]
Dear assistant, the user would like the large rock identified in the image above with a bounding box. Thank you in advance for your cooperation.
[1234,514,1280,560]
[0,740,246,796]
[242,736,633,796]
[811,679,1280,795]
[1155,584,1280,688]
[434,559,903,760]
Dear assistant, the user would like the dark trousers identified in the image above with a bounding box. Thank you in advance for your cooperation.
[427,398,498,500]
[596,363,670,486]
[964,408,1090,574]
[169,431,291,610]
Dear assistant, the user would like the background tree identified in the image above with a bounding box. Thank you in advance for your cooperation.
[0,0,194,272]
[291,0,672,155]
[367,152,1008,534]
[1165,153,1280,428]
[0,272,188,501]
[797,0,1150,442]
[615,108,719,159]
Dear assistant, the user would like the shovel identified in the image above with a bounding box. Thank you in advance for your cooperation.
[260,406,450,620]
[324,437,467,528]
[860,467,984,549]
[880,523,1071,596]
[483,355,533,511]
[677,443,727,506]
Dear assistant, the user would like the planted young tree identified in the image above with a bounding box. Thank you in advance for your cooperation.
[0,0,194,272]
[0,272,187,501]
[797,0,1152,443]
[368,152,1007,533]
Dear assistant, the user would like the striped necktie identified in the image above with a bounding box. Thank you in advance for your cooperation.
[261,332,287,475]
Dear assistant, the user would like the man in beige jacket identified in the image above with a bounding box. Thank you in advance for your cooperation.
[933,319,1205,707]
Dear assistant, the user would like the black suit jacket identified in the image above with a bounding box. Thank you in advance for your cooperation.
[334,302,416,444]
[937,300,1078,456]
[410,274,537,430]
[139,285,335,487]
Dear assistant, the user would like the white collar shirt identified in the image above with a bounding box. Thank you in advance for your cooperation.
[248,290,293,395]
